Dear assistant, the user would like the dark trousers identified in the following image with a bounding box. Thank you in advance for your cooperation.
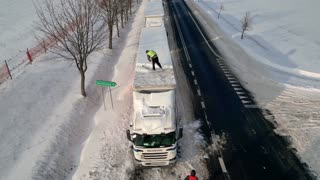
[152,56,162,70]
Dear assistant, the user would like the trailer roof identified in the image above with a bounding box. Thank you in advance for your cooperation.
[134,27,176,91]
[144,1,164,17]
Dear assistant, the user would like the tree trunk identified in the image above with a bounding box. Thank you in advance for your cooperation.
[126,8,129,21]
[109,24,113,49]
[80,69,86,97]
[116,11,120,37]
[116,19,119,37]
[129,0,132,15]
[121,12,124,28]
[241,30,245,39]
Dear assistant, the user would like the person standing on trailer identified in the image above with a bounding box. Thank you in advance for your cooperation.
[146,50,163,70]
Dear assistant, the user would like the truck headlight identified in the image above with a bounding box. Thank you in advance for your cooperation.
[167,146,176,151]
[134,149,143,152]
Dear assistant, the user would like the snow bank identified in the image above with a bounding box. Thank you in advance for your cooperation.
[71,2,145,177]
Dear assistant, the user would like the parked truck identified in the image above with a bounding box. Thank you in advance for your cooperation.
[126,26,183,167]
[144,1,164,27]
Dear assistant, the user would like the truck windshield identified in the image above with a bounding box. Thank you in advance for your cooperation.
[133,132,176,148]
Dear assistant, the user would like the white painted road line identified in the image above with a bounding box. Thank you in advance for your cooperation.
[230,80,238,83]
[201,101,205,109]
[197,89,201,96]
[204,113,209,123]
[241,100,251,104]
[227,77,236,80]
[191,71,195,76]
[239,96,248,99]
[218,157,228,173]
[236,91,245,95]
[231,84,240,87]
[207,121,211,127]
[187,11,223,59]
[234,87,242,91]
[245,104,259,108]
[172,12,193,68]
[194,79,198,85]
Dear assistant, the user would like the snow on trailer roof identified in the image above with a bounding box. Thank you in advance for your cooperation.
[133,90,176,134]
[144,1,164,18]
[134,26,176,91]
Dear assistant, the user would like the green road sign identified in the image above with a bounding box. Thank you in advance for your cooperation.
[96,80,117,87]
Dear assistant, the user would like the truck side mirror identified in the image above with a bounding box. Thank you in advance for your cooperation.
[126,130,132,142]
[178,128,183,139]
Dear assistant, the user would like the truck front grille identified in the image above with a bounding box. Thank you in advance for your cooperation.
[142,152,168,159]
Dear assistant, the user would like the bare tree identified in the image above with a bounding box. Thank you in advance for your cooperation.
[217,4,224,19]
[116,0,128,29]
[115,5,120,38]
[35,0,106,97]
[120,1,125,28]
[241,11,252,39]
[99,0,122,49]
[128,0,132,15]
[98,0,134,47]
[123,0,132,23]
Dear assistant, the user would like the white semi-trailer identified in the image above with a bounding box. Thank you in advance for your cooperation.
[126,26,183,167]
[144,1,164,27]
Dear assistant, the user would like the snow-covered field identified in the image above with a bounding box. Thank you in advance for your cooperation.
[185,0,320,176]
[0,0,210,179]
[0,0,40,63]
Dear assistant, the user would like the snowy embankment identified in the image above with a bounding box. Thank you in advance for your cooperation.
[185,0,320,176]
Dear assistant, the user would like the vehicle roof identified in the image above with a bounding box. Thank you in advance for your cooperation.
[134,27,176,91]
[144,1,164,18]
[132,90,175,134]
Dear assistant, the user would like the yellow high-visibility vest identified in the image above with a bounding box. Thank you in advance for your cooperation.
[147,50,157,58]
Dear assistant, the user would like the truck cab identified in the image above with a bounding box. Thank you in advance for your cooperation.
[127,90,183,167]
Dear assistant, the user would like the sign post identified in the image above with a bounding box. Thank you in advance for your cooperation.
[109,87,114,109]
[96,80,117,110]
[102,87,106,110]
